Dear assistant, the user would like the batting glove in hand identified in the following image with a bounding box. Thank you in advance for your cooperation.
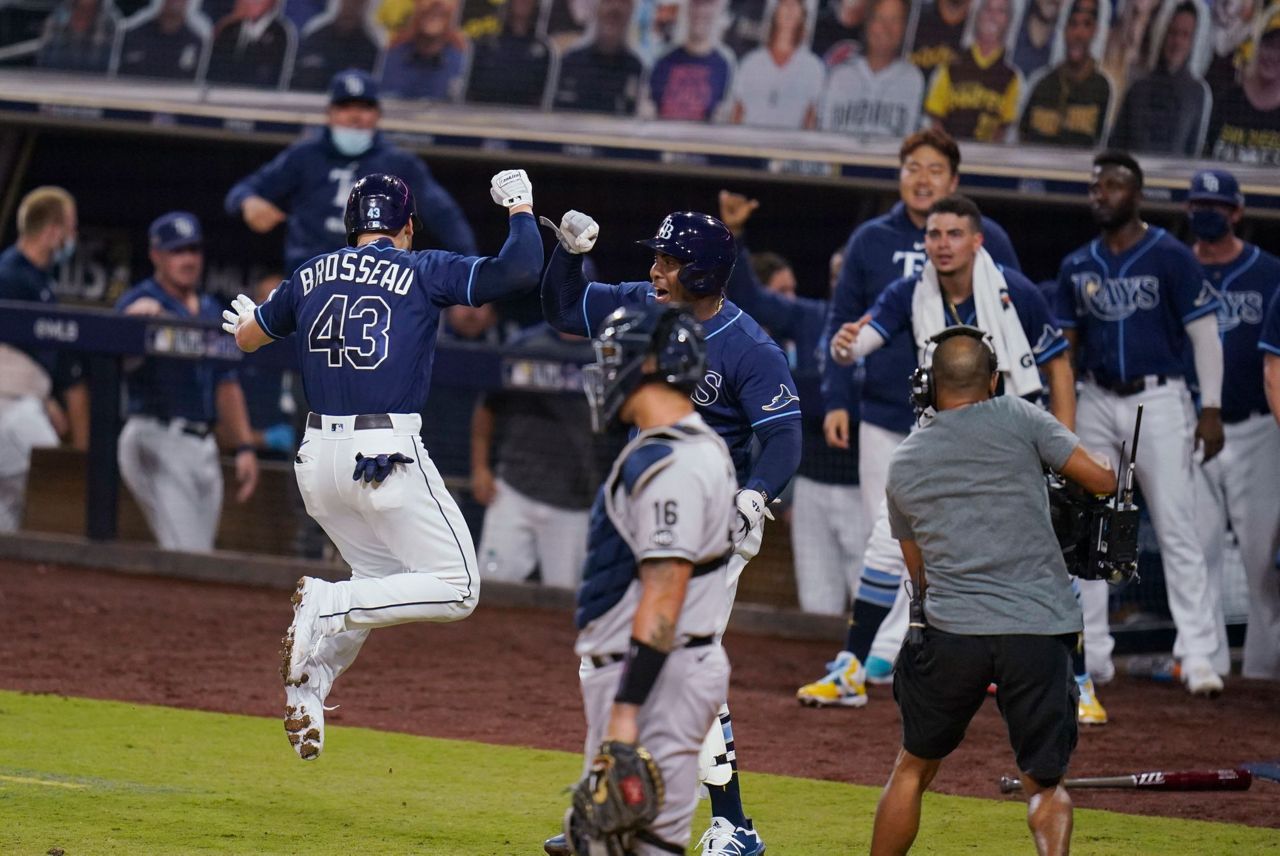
[565,740,664,854]
[352,452,415,484]
[221,294,257,336]
[539,210,599,255]
[490,168,533,209]
[733,488,775,544]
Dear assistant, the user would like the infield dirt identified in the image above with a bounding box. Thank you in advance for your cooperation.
[4,560,1276,828]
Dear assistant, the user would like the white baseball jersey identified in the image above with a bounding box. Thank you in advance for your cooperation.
[731,46,826,129]
[820,56,925,136]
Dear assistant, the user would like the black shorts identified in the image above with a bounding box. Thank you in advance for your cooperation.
[893,628,1079,785]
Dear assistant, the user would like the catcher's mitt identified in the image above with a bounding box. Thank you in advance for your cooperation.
[564,740,664,856]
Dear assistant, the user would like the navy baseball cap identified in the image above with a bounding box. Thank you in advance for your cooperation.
[329,69,379,106]
[1188,170,1244,207]
[149,211,203,251]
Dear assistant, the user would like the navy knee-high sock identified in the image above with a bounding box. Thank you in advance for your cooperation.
[842,567,898,661]
[707,705,749,828]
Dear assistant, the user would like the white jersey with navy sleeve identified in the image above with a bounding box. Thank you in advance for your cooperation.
[255,237,492,415]
[1055,227,1220,383]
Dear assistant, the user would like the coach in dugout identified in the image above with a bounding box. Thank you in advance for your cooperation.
[225,69,476,274]
[870,326,1116,856]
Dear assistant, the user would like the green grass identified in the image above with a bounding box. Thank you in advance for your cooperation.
[1,691,1275,854]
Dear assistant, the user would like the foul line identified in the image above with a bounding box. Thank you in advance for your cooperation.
[0,774,87,789]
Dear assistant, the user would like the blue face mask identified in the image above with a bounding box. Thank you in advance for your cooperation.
[52,236,76,267]
[1189,208,1230,242]
[330,126,374,157]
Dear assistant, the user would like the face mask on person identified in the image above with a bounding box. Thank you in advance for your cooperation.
[1189,208,1231,241]
[52,235,76,266]
[330,126,375,157]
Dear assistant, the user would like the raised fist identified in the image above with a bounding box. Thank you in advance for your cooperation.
[490,169,533,209]
[539,210,599,254]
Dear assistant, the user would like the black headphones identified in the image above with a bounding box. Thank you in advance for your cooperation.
[908,325,999,414]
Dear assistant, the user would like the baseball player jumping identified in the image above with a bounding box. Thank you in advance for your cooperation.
[221,168,543,760]
[560,304,738,856]
[541,209,800,855]
[1186,168,1280,681]
[1055,151,1226,697]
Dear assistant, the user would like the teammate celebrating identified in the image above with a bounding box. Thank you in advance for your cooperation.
[807,128,1021,696]
[1056,150,1226,697]
[220,169,543,760]
[560,305,737,856]
[1186,168,1280,681]
[541,210,799,855]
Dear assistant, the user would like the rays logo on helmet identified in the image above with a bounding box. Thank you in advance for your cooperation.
[657,217,674,240]
[762,384,799,412]
[175,218,194,237]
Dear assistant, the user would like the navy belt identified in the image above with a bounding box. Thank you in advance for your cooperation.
[1091,373,1168,397]
[1223,408,1268,425]
[139,415,212,438]
[590,635,715,668]
[307,412,394,430]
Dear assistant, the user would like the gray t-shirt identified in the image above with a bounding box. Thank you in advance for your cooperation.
[886,395,1084,636]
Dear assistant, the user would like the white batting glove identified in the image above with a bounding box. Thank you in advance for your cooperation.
[490,168,533,209]
[221,293,257,336]
[733,488,775,543]
[538,210,599,254]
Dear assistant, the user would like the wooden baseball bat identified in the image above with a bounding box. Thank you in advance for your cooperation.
[997,768,1252,794]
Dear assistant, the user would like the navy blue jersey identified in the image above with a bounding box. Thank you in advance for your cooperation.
[1261,287,1280,359]
[0,243,58,378]
[256,213,542,416]
[542,247,802,498]
[866,266,1068,370]
[116,279,235,423]
[1204,243,1280,421]
[224,129,476,272]
[1056,227,1219,383]
[824,201,1021,434]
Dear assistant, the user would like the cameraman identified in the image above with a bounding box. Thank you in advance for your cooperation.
[870,328,1116,856]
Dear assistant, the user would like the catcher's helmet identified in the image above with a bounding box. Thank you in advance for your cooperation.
[584,305,706,432]
[343,173,422,246]
[636,211,736,296]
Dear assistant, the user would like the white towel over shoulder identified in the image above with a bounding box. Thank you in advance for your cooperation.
[910,248,1043,398]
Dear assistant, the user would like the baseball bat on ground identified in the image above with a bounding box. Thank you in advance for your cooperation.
[997,768,1252,794]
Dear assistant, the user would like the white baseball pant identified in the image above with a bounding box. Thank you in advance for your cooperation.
[790,476,865,615]
[858,421,911,663]
[1195,412,1280,680]
[476,478,588,589]
[117,415,222,551]
[1074,379,1220,677]
[0,395,58,533]
[295,413,479,687]
[581,645,730,854]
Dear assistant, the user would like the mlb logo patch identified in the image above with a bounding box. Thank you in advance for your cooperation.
[332,422,344,432]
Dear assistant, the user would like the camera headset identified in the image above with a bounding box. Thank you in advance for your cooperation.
[909,325,999,414]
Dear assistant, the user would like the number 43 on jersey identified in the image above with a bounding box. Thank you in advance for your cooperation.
[308,294,392,370]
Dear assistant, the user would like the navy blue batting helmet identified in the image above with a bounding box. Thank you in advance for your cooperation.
[584,305,706,432]
[636,211,736,296]
[343,173,422,246]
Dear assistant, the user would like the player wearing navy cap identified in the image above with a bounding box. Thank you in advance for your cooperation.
[799,128,1022,702]
[1056,151,1226,697]
[225,68,476,274]
[1187,168,1280,681]
[116,211,259,551]
[540,208,798,855]
[222,168,543,761]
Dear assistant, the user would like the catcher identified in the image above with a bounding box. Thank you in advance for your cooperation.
[562,304,737,855]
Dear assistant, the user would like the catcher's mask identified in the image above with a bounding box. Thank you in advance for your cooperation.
[583,305,706,433]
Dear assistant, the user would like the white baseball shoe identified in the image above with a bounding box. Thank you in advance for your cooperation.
[1183,658,1224,698]
[281,577,330,687]
[284,680,329,760]
[697,816,766,855]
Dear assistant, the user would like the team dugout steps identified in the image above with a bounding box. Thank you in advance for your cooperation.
[3,70,1279,215]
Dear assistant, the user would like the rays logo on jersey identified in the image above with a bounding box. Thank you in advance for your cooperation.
[1074,272,1160,321]
[1033,323,1060,356]
[1212,288,1266,332]
[692,369,722,406]
[762,384,799,411]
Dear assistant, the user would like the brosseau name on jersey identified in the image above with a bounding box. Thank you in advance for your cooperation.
[298,251,413,296]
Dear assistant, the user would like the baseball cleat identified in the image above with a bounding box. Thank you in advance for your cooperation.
[284,681,329,761]
[1183,660,1224,698]
[697,816,766,855]
[542,832,569,856]
[1075,674,1108,725]
[282,577,328,687]
[796,651,867,708]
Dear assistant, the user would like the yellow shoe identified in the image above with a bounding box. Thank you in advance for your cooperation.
[797,651,868,707]
[1076,675,1108,725]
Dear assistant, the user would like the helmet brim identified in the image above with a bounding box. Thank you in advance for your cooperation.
[636,237,692,260]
